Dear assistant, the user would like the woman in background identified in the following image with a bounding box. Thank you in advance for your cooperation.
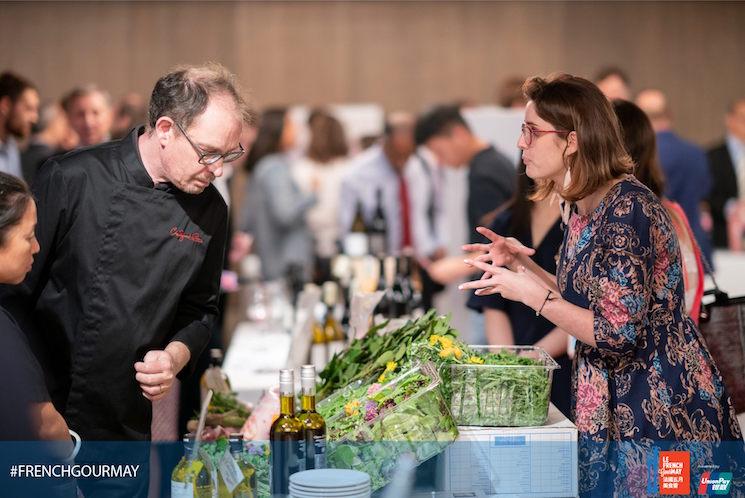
[0,172,72,444]
[613,99,705,322]
[292,109,350,280]
[241,108,317,281]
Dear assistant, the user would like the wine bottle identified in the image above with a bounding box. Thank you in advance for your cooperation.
[269,369,303,497]
[368,188,388,257]
[229,434,256,498]
[310,299,328,371]
[391,255,414,318]
[343,201,369,257]
[322,282,346,358]
[296,365,327,470]
[374,256,396,321]
[171,435,214,498]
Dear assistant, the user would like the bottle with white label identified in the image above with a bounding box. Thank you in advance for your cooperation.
[296,365,327,471]
[171,435,214,498]
[227,434,256,497]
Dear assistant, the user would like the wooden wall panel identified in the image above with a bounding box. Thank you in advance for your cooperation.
[1,1,743,145]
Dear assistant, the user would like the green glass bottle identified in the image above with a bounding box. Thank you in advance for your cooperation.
[269,369,303,497]
[296,365,327,470]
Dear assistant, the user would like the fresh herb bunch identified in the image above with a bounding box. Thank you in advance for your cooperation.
[209,392,251,417]
[316,310,457,399]
[187,392,251,431]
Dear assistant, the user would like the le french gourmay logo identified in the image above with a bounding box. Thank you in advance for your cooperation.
[659,451,690,495]
[170,227,204,245]
[698,472,733,495]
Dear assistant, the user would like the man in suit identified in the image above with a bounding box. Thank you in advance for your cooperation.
[636,88,713,264]
[707,98,745,249]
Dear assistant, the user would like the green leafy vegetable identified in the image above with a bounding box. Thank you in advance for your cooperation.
[317,310,457,399]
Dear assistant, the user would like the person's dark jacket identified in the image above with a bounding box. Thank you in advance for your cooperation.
[0,127,228,441]
[706,142,738,248]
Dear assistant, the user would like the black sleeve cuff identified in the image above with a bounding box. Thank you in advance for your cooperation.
[171,317,214,379]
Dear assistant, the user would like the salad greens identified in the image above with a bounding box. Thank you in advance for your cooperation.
[317,362,458,490]
[317,310,457,399]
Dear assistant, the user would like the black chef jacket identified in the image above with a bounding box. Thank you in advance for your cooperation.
[0,126,228,441]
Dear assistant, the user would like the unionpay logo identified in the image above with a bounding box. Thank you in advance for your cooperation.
[698,472,732,495]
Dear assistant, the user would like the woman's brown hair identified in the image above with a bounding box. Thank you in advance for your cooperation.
[306,109,348,163]
[523,73,633,202]
[0,172,33,247]
[612,99,665,197]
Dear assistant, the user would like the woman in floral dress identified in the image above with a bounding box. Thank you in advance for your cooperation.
[460,74,742,497]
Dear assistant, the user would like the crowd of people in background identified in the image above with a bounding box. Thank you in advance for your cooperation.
[2,65,745,428]
[3,67,744,279]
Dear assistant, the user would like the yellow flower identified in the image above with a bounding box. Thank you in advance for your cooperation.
[378,373,387,383]
[438,336,453,349]
[385,361,397,372]
[467,356,484,364]
[453,347,463,360]
[439,347,453,359]
[429,335,441,347]
[344,400,361,417]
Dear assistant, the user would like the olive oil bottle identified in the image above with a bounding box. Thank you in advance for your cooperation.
[171,435,214,498]
[296,365,326,470]
[269,369,303,497]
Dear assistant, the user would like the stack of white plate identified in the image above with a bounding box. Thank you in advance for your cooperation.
[289,469,372,498]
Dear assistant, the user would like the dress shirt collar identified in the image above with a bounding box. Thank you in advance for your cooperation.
[726,134,745,168]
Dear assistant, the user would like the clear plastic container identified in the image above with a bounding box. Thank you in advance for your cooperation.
[447,345,559,427]
[318,362,458,490]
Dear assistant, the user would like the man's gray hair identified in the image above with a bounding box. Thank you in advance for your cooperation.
[61,84,112,113]
[147,62,255,131]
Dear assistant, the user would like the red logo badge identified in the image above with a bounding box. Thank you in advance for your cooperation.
[170,227,204,245]
[659,451,690,495]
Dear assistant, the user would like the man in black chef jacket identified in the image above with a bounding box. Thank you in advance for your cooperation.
[0,63,252,496]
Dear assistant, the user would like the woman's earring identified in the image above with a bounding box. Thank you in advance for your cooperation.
[559,168,572,224]
[563,167,572,190]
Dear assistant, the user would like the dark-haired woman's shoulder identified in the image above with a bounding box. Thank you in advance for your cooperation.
[0,306,49,440]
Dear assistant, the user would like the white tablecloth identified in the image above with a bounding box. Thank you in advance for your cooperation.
[223,322,291,405]
[710,250,745,296]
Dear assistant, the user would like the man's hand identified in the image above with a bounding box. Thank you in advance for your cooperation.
[228,231,253,264]
[134,350,176,401]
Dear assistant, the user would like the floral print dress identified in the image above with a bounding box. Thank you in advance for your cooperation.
[557,177,743,497]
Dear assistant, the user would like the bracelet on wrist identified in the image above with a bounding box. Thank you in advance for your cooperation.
[536,289,553,317]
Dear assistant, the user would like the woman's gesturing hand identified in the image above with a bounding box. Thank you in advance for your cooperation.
[459,258,547,309]
[462,226,536,269]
